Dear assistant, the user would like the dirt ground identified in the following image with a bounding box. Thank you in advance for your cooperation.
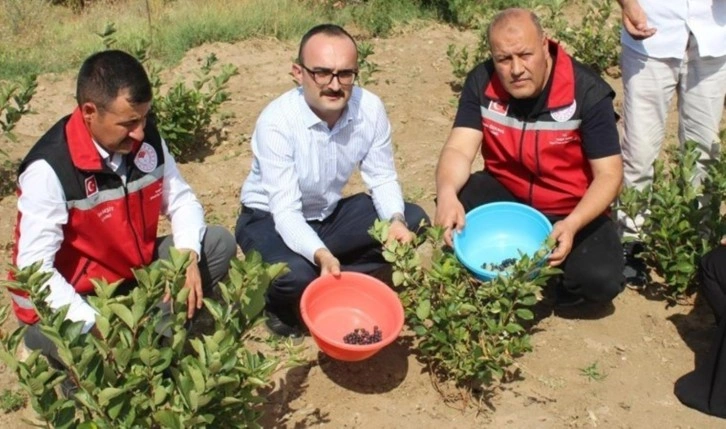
[1,23,725,428]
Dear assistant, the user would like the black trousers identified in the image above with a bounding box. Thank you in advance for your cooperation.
[234,193,429,326]
[674,245,726,417]
[457,171,624,302]
[698,246,726,324]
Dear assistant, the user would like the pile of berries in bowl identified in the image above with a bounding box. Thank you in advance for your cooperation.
[300,272,404,362]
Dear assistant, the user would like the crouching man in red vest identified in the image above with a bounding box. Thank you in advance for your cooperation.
[435,8,625,311]
[9,50,236,363]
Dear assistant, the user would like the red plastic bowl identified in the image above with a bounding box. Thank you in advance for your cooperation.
[299,271,404,362]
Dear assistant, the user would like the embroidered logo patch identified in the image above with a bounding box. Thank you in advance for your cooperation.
[551,100,576,122]
[134,142,158,173]
[84,176,98,197]
[488,100,509,116]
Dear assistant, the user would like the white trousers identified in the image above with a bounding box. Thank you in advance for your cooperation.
[619,34,726,236]
[621,35,726,189]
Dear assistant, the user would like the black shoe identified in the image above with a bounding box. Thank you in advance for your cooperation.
[554,286,586,309]
[264,311,304,345]
[623,241,647,290]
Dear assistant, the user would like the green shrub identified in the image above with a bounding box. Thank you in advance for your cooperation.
[351,0,394,37]
[0,250,291,428]
[543,0,621,77]
[617,141,726,300]
[0,74,36,198]
[101,24,238,161]
[357,41,380,87]
[446,24,490,91]
[48,0,85,13]
[422,0,534,28]
[371,222,558,397]
[151,54,238,160]
[0,74,37,146]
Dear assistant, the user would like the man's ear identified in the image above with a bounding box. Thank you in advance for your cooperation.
[81,102,98,123]
[291,63,303,85]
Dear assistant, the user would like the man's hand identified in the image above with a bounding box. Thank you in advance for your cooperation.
[314,248,341,277]
[720,235,726,246]
[548,219,579,266]
[434,194,466,247]
[620,0,656,40]
[387,218,415,244]
[164,250,203,319]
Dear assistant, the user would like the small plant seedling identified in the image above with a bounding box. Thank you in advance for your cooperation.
[0,389,25,413]
[580,361,607,382]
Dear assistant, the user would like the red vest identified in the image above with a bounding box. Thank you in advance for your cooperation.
[480,41,611,215]
[9,108,165,324]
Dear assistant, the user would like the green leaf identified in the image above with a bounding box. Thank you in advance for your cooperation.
[109,303,136,329]
[153,386,169,406]
[154,410,182,429]
[675,261,693,273]
[98,387,125,407]
[416,299,431,320]
[505,323,524,334]
[220,396,244,405]
[241,279,266,320]
[459,303,477,314]
[114,347,132,369]
[26,377,44,395]
[95,315,111,339]
[392,270,405,286]
[189,366,205,393]
[514,308,534,320]
[106,391,127,420]
[203,298,223,322]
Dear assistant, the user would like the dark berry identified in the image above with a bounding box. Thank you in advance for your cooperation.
[343,327,383,345]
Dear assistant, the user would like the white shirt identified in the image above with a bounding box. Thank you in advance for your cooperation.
[16,138,206,332]
[621,0,726,58]
[240,86,405,264]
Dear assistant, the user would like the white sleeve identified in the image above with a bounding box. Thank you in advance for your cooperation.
[16,160,97,332]
[159,140,206,255]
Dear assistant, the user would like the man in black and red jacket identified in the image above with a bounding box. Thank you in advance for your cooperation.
[435,8,624,310]
[10,50,236,362]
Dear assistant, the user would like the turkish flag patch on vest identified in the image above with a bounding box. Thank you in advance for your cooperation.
[85,176,98,197]
[488,100,509,115]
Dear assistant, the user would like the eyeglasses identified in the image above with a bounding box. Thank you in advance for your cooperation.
[300,64,358,86]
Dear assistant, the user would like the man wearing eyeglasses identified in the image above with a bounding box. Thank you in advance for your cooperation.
[235,24,429,339]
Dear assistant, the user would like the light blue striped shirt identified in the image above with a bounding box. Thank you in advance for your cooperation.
[240,86,405,263]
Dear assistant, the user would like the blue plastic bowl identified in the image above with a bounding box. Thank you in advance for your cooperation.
[453,202,552,281]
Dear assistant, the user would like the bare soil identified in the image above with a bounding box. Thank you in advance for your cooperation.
[1,23,725,428]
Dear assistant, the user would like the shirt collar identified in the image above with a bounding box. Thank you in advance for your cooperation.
[92,139,124,171]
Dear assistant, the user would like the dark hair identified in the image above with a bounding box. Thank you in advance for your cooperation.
[487,8,544,46]
[297,24,357,64]
[76,50,152,109]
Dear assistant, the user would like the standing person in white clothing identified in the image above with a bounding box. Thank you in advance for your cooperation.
[616,0,726,285]
[235,24,429,340]
[9,50,237,372]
